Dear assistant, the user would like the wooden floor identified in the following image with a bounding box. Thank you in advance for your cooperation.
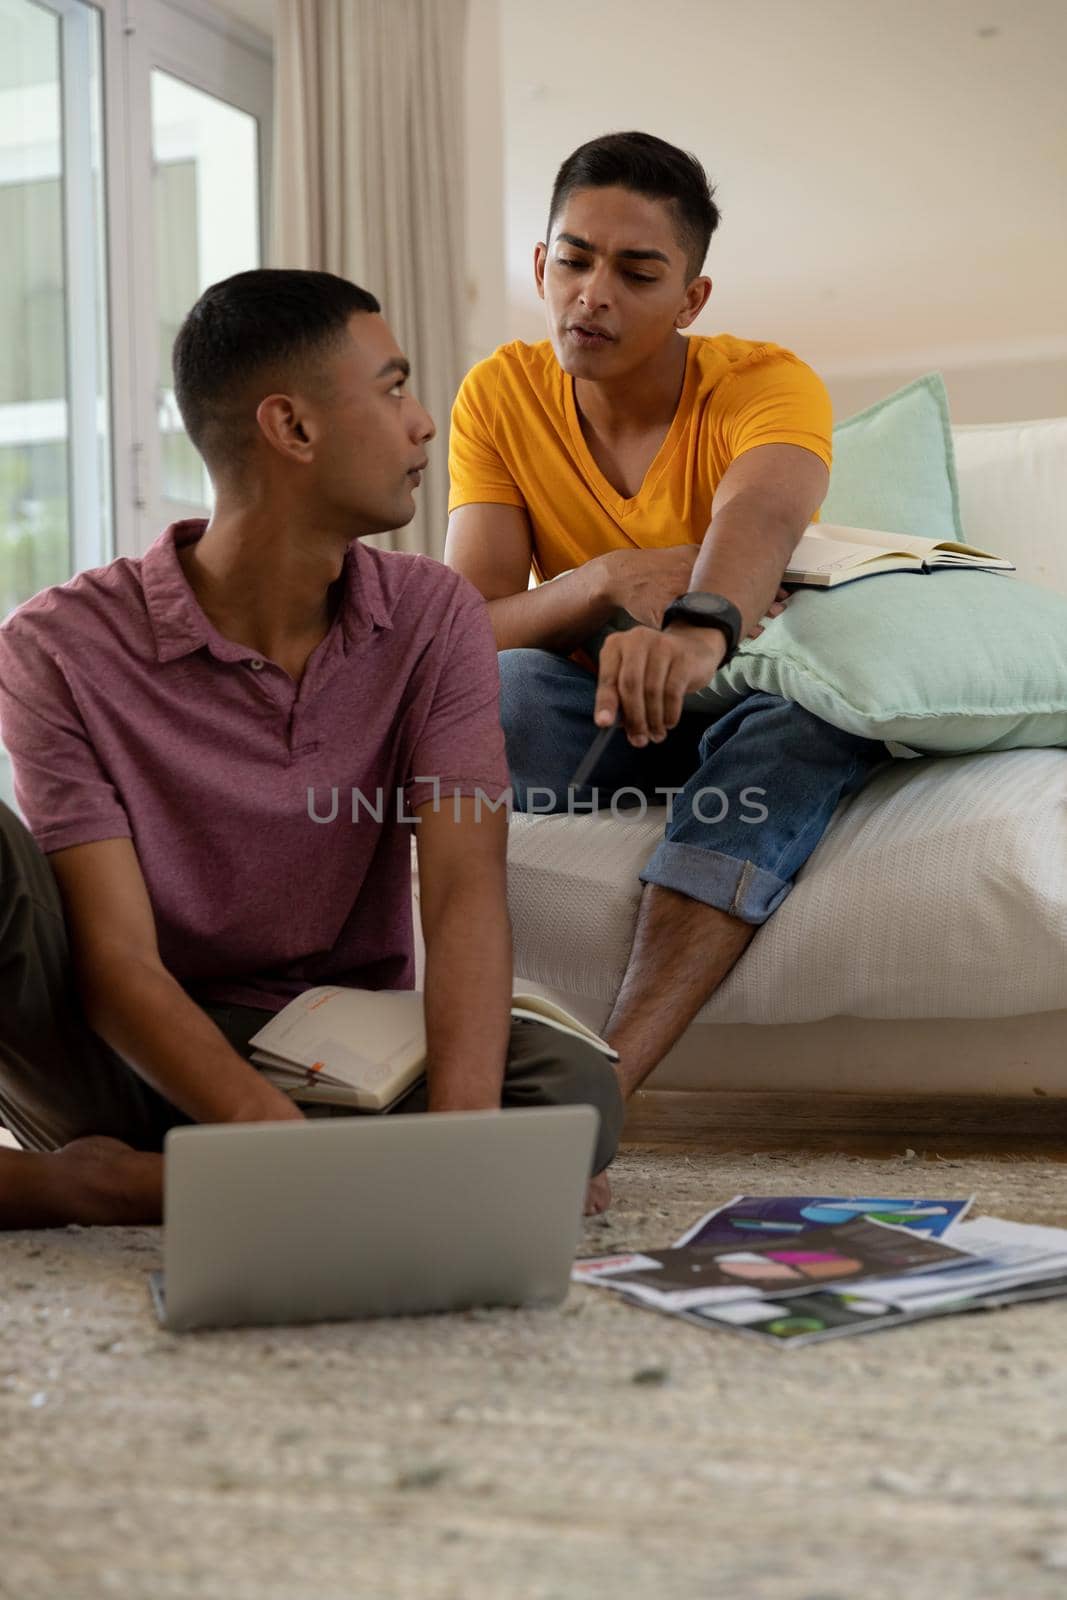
[5,1094,1064,1162]
[621,1088,1067,1161]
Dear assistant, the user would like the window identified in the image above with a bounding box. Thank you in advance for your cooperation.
[151,68,261,514]
[0,0,271,812]
[0,0,110,618]
[122,0,272,543]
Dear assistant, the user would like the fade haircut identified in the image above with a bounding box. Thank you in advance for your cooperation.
[172,268,381,470]
[547,131,720,281]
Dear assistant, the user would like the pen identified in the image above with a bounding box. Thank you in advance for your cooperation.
[568,717,621,791]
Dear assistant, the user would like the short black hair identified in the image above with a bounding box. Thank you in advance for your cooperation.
[172,268,380,469]
[547,131,720,280]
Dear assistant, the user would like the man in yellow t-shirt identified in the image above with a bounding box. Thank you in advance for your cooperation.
[446,132,887,1167]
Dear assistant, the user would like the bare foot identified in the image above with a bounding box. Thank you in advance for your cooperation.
[0,1137,163,1229]
[584,1171,612,1215]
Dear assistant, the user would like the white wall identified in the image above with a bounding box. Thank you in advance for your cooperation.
[222,0,1066,423]
[466,0,1066,423]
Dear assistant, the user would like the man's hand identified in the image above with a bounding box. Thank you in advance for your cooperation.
[50,1136,164,1225]
[594,622,729,745]
[589,545,701,628]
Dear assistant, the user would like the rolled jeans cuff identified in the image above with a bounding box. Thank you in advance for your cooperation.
[638,838,792,926]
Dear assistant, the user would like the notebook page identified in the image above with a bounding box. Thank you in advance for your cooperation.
[786,534,919,577]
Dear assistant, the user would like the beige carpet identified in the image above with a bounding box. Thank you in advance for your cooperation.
[2,1146,1066,1600]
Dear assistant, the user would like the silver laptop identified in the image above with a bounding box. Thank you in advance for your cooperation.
[149,1105,598,1331]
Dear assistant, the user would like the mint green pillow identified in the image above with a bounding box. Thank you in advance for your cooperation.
[693,572,1067,754]
[822,373,963,539]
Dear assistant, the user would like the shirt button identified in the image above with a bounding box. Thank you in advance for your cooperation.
[249,659,264,671]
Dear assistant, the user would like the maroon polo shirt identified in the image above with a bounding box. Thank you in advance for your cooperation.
[0,521,509,1010]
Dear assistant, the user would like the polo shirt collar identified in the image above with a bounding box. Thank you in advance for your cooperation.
[343,534,394,637]
[142,520,393,666]
[142,521,216,663]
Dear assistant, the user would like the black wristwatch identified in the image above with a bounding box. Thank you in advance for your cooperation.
[661,592,743,663]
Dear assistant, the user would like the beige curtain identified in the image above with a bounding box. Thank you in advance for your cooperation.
[272,0,469,558]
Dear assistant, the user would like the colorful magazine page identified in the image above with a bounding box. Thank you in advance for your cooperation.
[683,1271,1067,1348]
[572,1254,758,1307]
[597,1216,968,1308]
[674,1194,974,1249]
[684,1289,912,1346]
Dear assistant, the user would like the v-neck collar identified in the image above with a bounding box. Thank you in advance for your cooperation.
[562,337,698,519]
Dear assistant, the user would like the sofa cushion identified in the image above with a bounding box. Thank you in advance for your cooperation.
[598,565,1067,755]
[507,747,1067,1024]
[700,568,1067,754]
[821,372,962,538]
[953,417,1067,596]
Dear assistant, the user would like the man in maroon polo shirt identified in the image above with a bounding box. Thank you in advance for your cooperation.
[0,269,622,1227]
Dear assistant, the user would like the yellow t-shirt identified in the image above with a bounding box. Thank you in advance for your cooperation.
[448,334,832,581]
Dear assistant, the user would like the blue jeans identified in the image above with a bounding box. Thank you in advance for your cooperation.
[499,649,890,926]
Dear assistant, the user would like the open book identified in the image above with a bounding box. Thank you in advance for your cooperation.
[784,522,1015,588]
[249,986,618,1111]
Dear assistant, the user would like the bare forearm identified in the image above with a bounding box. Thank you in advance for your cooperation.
[422,889,513,1111]
[487,563,614,654]
[691,501,800,633]
[0,1144,164,1228]
[79,955,300,1124]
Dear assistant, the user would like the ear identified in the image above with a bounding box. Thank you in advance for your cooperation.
[533,242,548,302]
[675,275,713,331]
[256,394,316,464]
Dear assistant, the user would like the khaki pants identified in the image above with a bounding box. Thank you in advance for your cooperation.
[0,803,623,1173]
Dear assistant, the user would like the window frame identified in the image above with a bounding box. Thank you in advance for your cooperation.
[2,0,112,581]
[96,0,273,556]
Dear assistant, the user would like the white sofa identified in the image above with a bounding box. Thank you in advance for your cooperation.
[505,416,1067,1098]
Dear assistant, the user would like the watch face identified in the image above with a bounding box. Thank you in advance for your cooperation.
[681,594,733,621]
[664,593,742,653]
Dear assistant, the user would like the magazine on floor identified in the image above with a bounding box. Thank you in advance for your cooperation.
[573,1196,1067,1347]
[672,1193,974,1248]
[681,1270,1067,1347]
[575,1216,969,1310]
